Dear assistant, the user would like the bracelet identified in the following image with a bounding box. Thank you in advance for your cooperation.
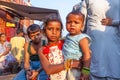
[83,67,90,71]
[70,60,73,69]
[81,67,90,75]
[64,59,72,70]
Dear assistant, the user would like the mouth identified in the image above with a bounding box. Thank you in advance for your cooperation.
[50,36,58,40]
[51,36,57,38]
[69,28,75,31]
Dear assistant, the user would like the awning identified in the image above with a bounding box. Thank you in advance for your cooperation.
[0,1,60,21]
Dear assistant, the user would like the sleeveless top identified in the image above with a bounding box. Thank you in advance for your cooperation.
[28,41,39,61]
[62,33,91,60]
[43,40,67,80]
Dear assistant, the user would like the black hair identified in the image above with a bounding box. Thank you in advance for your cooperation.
[66,11,84,23]
[16,28,24,34]
[43,15,63,32]
[27,24,41,37]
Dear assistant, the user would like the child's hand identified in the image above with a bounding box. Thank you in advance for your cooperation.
[80,73,90,80]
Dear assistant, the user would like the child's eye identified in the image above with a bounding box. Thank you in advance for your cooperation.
[56,28,61,31]
[47,27,53,30]
[75,21,80,24]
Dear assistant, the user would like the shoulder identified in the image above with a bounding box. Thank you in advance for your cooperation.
[39,45,49,54]
[79,33,91,43]
[40,46,49,59]
[57,40,64,50]
[20,37,25,41]
[79,33,90,39]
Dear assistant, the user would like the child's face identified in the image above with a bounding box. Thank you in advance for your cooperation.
[66,14,83,36]
[29,31,41,43]
[45,21,61,43]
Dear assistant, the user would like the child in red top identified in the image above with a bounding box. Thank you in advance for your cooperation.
[38,16,80,80]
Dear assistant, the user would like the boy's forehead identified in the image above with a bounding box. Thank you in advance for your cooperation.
[30,31,41,35]
[67,14,84,21]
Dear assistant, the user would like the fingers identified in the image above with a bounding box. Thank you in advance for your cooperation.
[29,70,39,80]
[101,19,108,25]
[101,18,112,26]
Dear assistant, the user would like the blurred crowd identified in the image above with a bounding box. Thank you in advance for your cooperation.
[0,28,45,75]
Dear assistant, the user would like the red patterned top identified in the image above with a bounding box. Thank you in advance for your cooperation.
[43,40,66,80]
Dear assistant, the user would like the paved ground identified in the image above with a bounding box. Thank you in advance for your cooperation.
[0,74,16,80]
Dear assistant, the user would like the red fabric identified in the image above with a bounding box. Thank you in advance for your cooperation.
[42,40,65,80]
[43,40,64,59]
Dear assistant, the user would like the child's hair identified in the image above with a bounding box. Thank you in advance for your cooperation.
[27,24,41,37]
[66,11,84,23]
[43,15,63,33]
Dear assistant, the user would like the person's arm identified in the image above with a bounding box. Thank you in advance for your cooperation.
[79,37,91,80]
[101,18,120,26]
[80,38,91,68]
[24,42,34,80]
[24,42,30,71]
[38,48,65,75]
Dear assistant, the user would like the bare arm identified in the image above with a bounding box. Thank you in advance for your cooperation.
[80,38,91,68]
[80,37,91,80]
[24,42,30,70]
[38,48,65,75]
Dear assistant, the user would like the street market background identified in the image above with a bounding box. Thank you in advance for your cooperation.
[30,0,80,37]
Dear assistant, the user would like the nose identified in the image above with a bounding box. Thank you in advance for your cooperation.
[71,22,75,26]
[52,29,57,34]
[35,34,41,39]
[35,35,38,38]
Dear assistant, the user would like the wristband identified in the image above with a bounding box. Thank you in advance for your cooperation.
[64,59,72,70]
[81,67,90,75]
[83,67,90,71]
